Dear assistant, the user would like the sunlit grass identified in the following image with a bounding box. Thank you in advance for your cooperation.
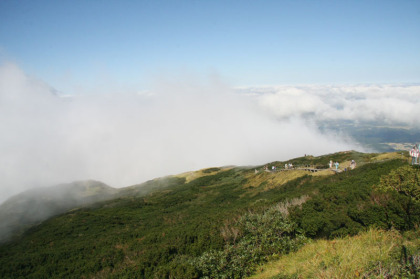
[371,152,405,162]
[250,228,418,279]
[244,170,308,190]
[175,167,230,183]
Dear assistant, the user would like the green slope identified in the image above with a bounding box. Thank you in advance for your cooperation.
[0,180,118,243]
[250,228,420,279]
[0,151,418,278]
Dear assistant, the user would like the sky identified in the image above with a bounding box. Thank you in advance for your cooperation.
[0,0,420,202]
[1,0,419,91]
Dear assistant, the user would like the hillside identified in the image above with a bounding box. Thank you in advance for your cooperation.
[251,228,420,278]
[0,180,118,243]
[0,151,419,278]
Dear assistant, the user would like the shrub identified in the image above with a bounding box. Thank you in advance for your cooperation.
[375,165,420,204]
[190,206,307,278]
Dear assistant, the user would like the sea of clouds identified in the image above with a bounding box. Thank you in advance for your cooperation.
[240,85,420,127]
[1,62,419,202]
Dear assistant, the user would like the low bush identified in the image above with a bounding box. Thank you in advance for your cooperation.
[189,206,307,278]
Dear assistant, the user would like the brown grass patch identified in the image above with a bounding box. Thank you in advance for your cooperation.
[250,228,406,279]
[370,152,404,162]
[244,168,335,192]
[175,167,231,183]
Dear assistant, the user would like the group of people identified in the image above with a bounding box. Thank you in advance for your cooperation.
[329,159,356,171]
[263,163,294,171]
[260,158,359,173]
[409,144,420,165]
[284,163,294,169]
[329,160,339,170]
[258,145,420,174]
[260,163,295,172]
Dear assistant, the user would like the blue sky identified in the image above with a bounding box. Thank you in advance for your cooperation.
[1,0,420,201]
[1,0,420,93]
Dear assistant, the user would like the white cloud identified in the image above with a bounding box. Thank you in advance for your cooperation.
[252,84,420,127]
[0,64,359,203]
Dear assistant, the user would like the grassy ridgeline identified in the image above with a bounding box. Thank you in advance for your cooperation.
[0,151,418,278]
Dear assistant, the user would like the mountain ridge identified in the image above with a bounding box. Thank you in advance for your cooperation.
[0,150,405,243]
[0,150,418,278]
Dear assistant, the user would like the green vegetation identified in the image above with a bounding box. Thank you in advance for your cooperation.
[290,160,420,238]
[0,180,118,243]
[250,228,420,279]
[375,165,420,203]
[187,205,307,278]
[0,151,418,278]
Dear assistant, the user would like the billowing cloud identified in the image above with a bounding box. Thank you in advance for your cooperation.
[0,63,360,203]
[248,84,420,127]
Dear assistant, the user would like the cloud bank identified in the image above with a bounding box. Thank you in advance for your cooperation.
[3,63,402,203]
[244,84,420,127]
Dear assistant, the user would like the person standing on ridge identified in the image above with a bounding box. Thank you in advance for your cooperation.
[410,145,419,165]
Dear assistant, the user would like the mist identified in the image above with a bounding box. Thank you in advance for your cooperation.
[0,63,368,203]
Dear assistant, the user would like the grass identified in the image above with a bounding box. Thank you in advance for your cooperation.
[243,170,309,191]
[370,152,406,162]
[250,228,419,279]
[175,167,231,183]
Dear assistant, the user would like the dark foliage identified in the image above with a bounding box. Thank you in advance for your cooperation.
[0,153,418,278]
[290,160,420,239]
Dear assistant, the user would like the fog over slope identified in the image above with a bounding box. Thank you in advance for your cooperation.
[0,180,116,242]
[1,63,418,203]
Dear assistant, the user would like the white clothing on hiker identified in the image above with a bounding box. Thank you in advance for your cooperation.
[410,146,419,165]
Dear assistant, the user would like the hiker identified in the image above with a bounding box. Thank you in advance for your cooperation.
[334,162,339,170]
[418,144,420,162]
[410,146,419,165]
[285,163,288,169]
[329,160,333,168]
[350,160,356,170]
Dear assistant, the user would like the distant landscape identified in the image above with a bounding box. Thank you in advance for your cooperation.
[318,120,420,152]
[0,150,418,278]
